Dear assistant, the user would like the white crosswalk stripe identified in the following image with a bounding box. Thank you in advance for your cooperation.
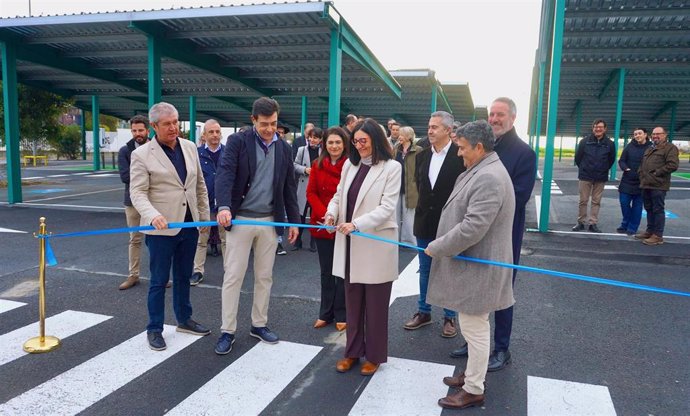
[528,376,617,416]
[349,356,454,416]
[0,310,111,366]
[0,325,202,415]
[169,341,322,415]
[0,299,26,313]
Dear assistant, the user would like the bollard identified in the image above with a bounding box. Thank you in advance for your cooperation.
[23,217,61,353]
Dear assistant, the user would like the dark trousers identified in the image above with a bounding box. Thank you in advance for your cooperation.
[315,238,346,322]
[642,189,667,236]
[145,227,198,333]
[344,274,392,364]
[493,208,526,352]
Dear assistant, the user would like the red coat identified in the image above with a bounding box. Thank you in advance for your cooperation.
[306,156,346,239]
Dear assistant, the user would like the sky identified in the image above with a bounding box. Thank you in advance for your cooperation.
[0,0,543,136]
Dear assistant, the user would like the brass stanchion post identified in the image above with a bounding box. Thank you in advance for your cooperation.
[23,217,61,353]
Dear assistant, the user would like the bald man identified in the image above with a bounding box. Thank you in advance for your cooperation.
[191,119,226,286]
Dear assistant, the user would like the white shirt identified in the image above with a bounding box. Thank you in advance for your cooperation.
[429,139,451,189]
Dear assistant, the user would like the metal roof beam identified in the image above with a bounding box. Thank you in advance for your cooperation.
[675,121,690,131]
[436,84,453,114]
[652,101,677,121]
[197,44,330,54]
[24,32,143,45]
[167,26,331,39]
[336,21,401,99]
[570,100,582,119]
[597,69,620,101]
[566,8,683,18]
[0,29,147,94]
[130,21,275,98]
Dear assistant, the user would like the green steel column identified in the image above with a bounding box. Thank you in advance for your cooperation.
[534,61,546,171]
[622,122,628,148]
[80,109,87,160]
[430,85,438,113]
[92,96,101,171]
[1,41,22,203]
[301,96,308,136]
[147,35,162,109]
[539,0,566,233]
[558,136,563,162]
[574,102,582,166]
[669,102,677,142]
[609,68,625,181]
[327,28,342,127]
[189,96,197,143]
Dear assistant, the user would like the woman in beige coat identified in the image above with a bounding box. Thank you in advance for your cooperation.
[325,118,401,376]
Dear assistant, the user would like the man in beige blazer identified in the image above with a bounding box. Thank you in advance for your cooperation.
[130,102,211,351]
[425,120,515,410]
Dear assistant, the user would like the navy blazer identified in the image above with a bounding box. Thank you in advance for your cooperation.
[493,127,537,267]
[198,144,225,212]
[215,128,300,227]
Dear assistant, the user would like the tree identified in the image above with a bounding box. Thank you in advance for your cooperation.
[0,83,73,155]
[48,125,81,160]
[83,111,119,132]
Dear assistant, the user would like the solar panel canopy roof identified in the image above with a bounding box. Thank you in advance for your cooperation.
[0,1,477,132]
[529,0,690,140]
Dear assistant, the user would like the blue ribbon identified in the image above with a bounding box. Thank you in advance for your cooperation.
[38,219,690,298]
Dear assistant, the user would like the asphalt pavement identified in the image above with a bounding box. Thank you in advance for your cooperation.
[0,159,688,415]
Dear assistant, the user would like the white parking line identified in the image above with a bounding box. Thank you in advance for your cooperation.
[0,299,26,314]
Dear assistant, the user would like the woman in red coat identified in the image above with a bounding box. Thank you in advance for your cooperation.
[307,126,349,331]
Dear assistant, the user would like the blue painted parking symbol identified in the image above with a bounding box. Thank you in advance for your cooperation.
[641,210,678,219]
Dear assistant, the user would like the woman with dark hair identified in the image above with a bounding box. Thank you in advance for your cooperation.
[307,127,350,331]
[325,118,401,376]
[294,127,323,251]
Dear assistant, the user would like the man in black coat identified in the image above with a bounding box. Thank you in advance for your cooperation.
[117,115,150,290]
[573,119,616,233]
[291,122,313,161]
[449,97,536,372]
[404,111,466,338]
[214,97,300,355]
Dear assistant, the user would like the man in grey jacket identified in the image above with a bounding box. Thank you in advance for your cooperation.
[426,120,515,410]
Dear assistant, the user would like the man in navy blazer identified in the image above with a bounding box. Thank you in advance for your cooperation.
[214,97,300,355]
[449,97,536,372]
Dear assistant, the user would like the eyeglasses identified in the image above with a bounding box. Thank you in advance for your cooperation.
[351,137,368,145]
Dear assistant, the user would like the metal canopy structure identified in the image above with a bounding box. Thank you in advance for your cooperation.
[0,1,479,204]
[0,1,401,131]
[529,0,690,232]
[529,0,690,141]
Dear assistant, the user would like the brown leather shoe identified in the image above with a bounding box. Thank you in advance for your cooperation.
[634,231,652,240]
[643,234,664,245]
[360,361,379,376]
[443,372,465,388]
[403,312,431,330]
[336,357,358,373]
[119,276,139,290]
[438,389,485,409]
[313,319,329,329]
[441,317,457,338]
[335,322,347,331]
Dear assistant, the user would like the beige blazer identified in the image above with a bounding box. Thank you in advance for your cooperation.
[130,137,210,236]
[426,152,515,315]
[327,159,401,284]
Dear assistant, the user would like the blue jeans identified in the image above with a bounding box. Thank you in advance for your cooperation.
[416,237,456,318]
[145,227,198,333]
[642,189,667,236]
[618,192,643,233]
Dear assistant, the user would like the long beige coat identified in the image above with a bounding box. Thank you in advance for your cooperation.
[130,137,210,236]
[327,159,401,284]
[427,152,515,315]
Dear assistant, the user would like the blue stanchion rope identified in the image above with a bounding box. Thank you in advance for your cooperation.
[37,219,690,298]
